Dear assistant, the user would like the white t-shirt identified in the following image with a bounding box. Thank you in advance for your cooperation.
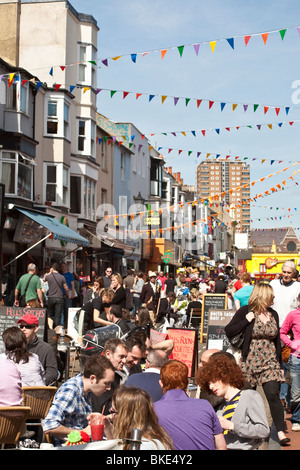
[269,279,300,326]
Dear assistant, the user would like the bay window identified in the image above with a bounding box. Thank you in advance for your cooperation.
[1,151,33,200]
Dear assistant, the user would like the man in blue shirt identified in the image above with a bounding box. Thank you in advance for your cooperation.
[42,355,114,446]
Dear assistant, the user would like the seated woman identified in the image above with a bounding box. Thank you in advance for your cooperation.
[77,288,114,335]
[1,326,46,386]
[196,353,270,450]
[103,386,174,450]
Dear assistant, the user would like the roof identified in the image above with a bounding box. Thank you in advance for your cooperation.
[250,227,299,248]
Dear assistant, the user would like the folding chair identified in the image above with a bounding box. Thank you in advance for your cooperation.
[187,308,202,329]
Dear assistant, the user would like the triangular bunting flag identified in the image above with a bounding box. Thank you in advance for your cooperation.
[123,91,129,99]
[193,44,200,55]
[178,46,184,57]
[279,29,287,40]
[161,49,167,59]
[209,41,216,52]
[110,90,117,97]
[262,32,268,44]
[161,95,167,104]
[131,54,137,63]
[244,35,251,46]
[226,38,234,49]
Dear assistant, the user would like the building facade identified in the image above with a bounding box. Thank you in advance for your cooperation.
[197,159,251,233]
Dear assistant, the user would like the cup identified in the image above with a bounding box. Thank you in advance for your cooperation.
[90,413,104,441]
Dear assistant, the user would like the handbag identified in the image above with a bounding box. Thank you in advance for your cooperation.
[229,330,245,349]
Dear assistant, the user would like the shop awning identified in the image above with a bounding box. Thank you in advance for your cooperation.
[16,208,89,246]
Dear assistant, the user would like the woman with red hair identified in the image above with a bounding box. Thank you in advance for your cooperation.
[154,360,226,450]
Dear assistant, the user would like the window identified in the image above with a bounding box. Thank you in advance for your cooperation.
[6,78,28,113]
[45,163,69,206]
[47,101,58,134]
[83,176,96,220]
[46,166,57,202]
[78,43,97,87]
[64,103,70,138]
[78,120,86,151]
[79,46,87,82]
[45,96,71,139]
[1,151,33,200]
[121,153,125,180]
[70,176,81,214]
[91,124,96,159]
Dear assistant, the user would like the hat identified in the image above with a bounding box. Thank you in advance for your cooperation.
[17,313,39,326]
[148,271,157,278]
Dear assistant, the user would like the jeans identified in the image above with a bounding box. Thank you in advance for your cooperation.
[60,297,73,329]
[288,355,300,423]
[47,297,64,328]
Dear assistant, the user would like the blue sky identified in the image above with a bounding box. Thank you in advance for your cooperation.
[69,0,300,231]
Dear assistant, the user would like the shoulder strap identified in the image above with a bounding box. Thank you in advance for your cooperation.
[52,272,64,292]
[24,274,35,294]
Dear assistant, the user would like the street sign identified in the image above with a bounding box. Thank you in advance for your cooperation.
[161,250,173,264]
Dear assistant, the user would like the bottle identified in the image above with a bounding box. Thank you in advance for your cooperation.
[60,328,65,345]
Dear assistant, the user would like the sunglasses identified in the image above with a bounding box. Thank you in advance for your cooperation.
[19,324,36,330]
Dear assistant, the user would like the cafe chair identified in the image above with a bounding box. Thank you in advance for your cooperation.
[187,308,202,329]
[0,406,31,449]
[22,386,57,441]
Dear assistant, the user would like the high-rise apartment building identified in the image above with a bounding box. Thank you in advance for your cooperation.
[197,159,251,233]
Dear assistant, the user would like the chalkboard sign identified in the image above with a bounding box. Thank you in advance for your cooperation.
[200,294,227,342]
[206,309,235,351]
[0,306,46,353]
[167,328,198,377]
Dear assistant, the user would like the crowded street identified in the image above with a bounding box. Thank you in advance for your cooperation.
[1,0,300,455]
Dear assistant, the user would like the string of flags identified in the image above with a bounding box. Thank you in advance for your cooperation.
[3,74,298,118]
[159,147,300,165]
[102,163,300,224]
[25,25,300,72]
[147,119,299,138]
[94,88,299,115]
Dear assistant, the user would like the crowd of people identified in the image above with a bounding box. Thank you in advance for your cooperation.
[1,259,300,450]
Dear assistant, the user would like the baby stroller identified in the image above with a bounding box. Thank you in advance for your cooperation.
[80,324,122,369]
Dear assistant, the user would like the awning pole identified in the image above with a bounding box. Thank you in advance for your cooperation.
[3,233,52,268]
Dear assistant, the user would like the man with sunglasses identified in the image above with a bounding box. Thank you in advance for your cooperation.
[17,313,58,385]
[103,267,113,288]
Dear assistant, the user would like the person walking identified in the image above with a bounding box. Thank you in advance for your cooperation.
[280,293,300,432]
[225,282,290,446]
[14,263,44,308]
[44,263,69,329]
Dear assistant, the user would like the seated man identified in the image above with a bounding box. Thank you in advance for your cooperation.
[42,355,114,446]
[124,349,168,402]
[106,304,131,336]
[91,338,128,415]
[17,313,58,386]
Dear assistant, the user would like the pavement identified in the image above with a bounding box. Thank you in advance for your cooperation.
[282,411,300,451]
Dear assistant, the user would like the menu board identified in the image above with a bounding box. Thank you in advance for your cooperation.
[200,294,227,342]
[206,309,235,351]
[167,328,198,377]
[0,306,46,352]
